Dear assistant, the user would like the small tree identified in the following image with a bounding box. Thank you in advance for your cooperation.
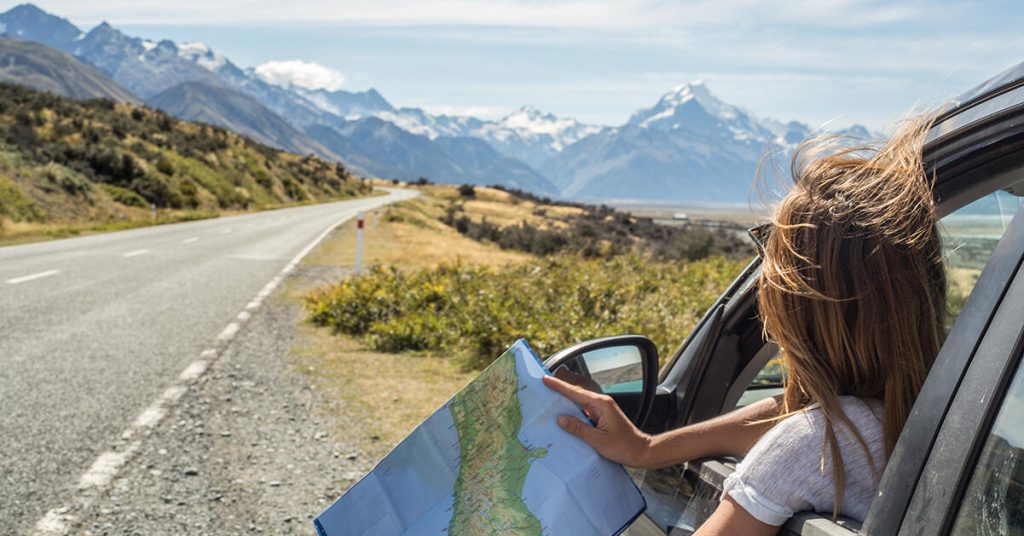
[457,183,476,198]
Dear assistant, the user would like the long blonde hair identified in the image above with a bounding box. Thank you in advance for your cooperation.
[757,116,947,515]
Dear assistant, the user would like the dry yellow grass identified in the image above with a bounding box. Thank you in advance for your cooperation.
[292,324,475,460]
[303,193,532,270]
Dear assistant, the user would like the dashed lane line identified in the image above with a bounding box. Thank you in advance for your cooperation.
[182,237,199,244]
[30,197,397,535]
[6,269,60,285]
[122,249,150,258]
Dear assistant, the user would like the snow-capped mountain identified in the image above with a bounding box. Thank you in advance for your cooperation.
[342,104,600,171]
[294,86,395,117]
[0,3,879,204]
[543,82,847,202]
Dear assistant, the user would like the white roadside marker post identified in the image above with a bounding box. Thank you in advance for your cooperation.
[355,211,364,276]
[151,203,157,221]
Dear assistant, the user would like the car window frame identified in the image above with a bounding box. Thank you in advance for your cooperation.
[863,99,1024,534]
[893,207,1024,534]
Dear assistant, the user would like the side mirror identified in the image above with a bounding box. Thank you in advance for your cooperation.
[544,335,659,427]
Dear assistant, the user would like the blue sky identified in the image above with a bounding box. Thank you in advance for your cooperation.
[18,0,1024,130]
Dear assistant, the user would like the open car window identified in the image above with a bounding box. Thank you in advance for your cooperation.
[731,188,1024,413]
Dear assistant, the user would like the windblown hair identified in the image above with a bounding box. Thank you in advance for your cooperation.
[757,116,947,515]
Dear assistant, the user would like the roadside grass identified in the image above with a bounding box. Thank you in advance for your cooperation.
[303,192,532,270]
[0,210,218,246]
[296,184,749,458]
[292,323,474,462]
[294,187,542,457]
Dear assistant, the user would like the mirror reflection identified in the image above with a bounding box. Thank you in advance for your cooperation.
[570,344,644,394]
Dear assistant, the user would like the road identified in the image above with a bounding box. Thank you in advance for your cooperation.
[0,188,417,534]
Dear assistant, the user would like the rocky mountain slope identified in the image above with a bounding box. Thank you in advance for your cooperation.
[0,38,136,102]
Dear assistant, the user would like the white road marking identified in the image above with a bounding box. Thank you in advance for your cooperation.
[6,269,60,285]
[31,193,411,536]
[217,322,240,341]
[182,237,199,244]
[78,441,141,490]
[221,228,233,234]
[122,249,150,258]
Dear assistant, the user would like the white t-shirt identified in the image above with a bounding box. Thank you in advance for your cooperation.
[721,396,886,526]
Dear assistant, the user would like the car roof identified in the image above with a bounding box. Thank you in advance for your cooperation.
[929,59,1024,146]
[939,59,1024,121]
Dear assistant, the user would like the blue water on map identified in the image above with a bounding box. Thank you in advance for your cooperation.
[515,341,647,535]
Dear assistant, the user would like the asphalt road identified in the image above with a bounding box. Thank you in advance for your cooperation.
[0,188,417,534]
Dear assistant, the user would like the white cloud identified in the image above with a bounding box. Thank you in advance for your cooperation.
[253,60,346,91]
[44,0,922,29]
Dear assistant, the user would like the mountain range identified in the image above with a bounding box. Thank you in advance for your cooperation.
[0,3,873,203]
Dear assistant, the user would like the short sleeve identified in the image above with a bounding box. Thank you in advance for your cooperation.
[720,412,827,526]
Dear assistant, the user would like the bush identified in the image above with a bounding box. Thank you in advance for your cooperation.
[0,175,43,221]
[457,183,476,197]
[155,156,175,176]
[439,201,752,261]
[43,164,92,196]
[305,256,746,369]
[98,183,148,207]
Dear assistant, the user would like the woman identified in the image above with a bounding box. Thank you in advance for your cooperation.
[544,115,946,534]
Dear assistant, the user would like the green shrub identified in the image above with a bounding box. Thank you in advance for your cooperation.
[155,156,175,176]
[0,175,43,221]
[305,256,747,369]
[43,164,92,196]
[98,183,148,208]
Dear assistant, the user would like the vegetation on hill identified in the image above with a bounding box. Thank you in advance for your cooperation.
[442,189,750,261]
[0,83,370,239]
[305,185,753,369]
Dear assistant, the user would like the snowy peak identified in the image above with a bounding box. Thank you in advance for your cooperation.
[295,86,394,117]
[177,41,228,72]
[497,105,595,139]
[629,80,745,130]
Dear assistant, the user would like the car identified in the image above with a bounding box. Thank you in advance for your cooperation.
[543,60,1024,536]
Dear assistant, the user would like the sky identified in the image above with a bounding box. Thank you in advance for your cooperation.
[14,0,1024,130]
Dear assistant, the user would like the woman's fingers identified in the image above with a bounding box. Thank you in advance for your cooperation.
[557,415,602,445]
[543,374,605,408]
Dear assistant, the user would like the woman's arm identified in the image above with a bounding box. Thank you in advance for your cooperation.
[695,497,780,536]
[542,375,780,469]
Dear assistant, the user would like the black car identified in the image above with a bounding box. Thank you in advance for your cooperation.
[544,61,1024,536]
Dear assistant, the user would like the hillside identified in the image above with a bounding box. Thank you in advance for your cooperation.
[147,81,342,161]
[0,83,370,236]
[0,38,137,103]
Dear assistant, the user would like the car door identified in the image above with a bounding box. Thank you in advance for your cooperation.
[624,69,1024,535]
[888,207,1024,535]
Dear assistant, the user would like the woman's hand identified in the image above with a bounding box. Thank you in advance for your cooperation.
[542,374,653,468]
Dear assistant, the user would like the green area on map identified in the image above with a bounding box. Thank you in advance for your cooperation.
[448,348,548,535]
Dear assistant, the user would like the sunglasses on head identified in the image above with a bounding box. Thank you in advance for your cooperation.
[747,223,772,257]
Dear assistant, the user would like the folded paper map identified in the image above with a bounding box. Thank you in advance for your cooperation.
[314,339,646,535]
